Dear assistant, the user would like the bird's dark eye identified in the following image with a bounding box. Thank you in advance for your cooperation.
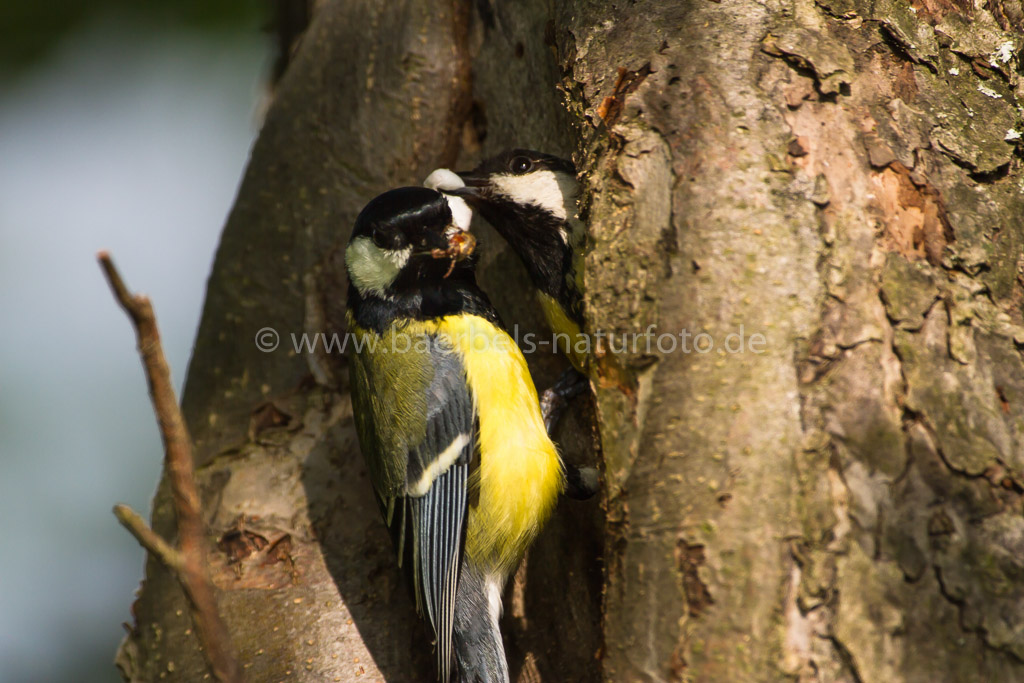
[509,156,533,174]
[372,225,406,250]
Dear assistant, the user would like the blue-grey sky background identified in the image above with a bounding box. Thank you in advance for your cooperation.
[0,13,265,681]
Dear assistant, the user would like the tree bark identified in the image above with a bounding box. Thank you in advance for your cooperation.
[567,0,1024,681]
[118,1,1024,682]
[118,2,472,680]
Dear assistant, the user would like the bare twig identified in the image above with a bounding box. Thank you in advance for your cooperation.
[100,251,242,683]
[113,504,184,571]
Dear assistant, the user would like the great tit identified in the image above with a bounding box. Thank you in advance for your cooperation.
[425,151,590,433]
[425,160,599,503]
[345,186,564,683]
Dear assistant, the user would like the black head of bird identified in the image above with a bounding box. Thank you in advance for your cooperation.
[346,186,477,302]
[441,150,582,312]
[431,150,595,420]
[449,149,579,251]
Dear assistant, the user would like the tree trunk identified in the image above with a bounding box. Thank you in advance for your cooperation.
[117,1,1024,682]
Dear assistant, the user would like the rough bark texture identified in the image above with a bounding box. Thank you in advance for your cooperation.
[118,1,472,680]
[118,0,1024,681]
[559,0,1024,681]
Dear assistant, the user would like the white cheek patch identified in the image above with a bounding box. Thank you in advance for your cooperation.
[491,169,578,223]
[424,168,474,232]
[383,246,412,269]
[345,236,411,297]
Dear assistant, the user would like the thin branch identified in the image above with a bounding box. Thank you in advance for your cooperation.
[99,251,243,683]
[113,504,184,571]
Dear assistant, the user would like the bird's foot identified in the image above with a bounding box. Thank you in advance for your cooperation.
[540,368,589,434]
[541,368,599,500]
[563,463,600,500]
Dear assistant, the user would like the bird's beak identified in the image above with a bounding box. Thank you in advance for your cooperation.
[450,172,488,197]
[428,230,476,278]
[413,227,452,254]
[446,184,481,202]
[422,224,476,258]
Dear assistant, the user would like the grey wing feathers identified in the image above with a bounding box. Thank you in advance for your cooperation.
[359,334,473,682]
[408,343,473,682]
[413,462,468,681]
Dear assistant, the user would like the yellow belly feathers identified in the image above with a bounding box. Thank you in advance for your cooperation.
[398,315,563,575]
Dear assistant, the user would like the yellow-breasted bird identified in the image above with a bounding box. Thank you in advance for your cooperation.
[425,153,599,500]
[432,151,586,375]
[425,153,597,461]
[345,186,564,682]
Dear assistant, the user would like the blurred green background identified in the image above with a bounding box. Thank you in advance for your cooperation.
[0,2,270,680]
